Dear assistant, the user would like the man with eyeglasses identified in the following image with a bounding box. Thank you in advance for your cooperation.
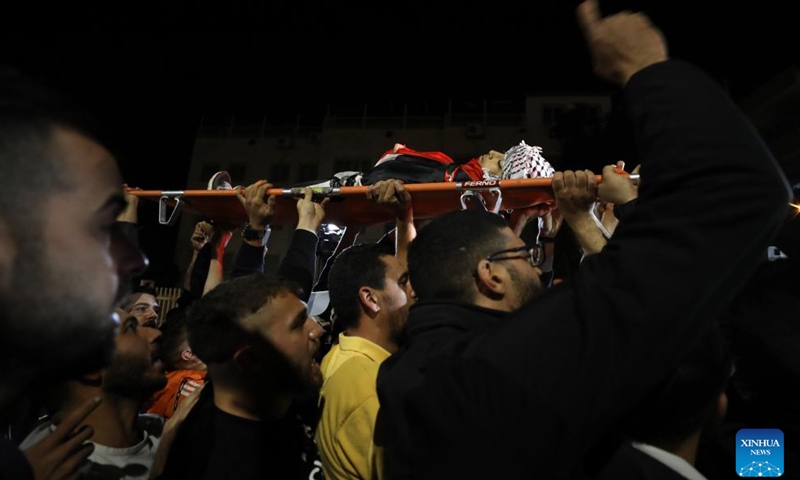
[373,1,791,479]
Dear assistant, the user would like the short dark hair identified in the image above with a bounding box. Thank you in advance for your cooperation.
[0,66,107,233]
[408,210,509,302]
[158,308,189,370]
[618,324,733,450]
[328,243,395,330]
[132,284,158,297]
[186,275,301,364]
[120,285,159,312]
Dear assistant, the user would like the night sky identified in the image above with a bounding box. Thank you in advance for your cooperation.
[1,0,797,282]
[2,1,796,187]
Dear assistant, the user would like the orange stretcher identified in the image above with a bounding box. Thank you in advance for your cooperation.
[129,175,639,228]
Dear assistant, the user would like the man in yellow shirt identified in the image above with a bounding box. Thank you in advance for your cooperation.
[316,180,415,480]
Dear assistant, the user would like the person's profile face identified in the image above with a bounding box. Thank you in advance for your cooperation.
[4,127,146,377]
[479,150,505,176]
[495,227,545,310]
[376,255,413,346]
[103,314,166,395]
[244,292,325,392]
[127,293,161,328]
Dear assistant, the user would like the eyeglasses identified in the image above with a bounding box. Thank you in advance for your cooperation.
[486,243,545,268]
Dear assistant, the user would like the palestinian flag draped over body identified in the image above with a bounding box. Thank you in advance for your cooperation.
[362,144,485,185]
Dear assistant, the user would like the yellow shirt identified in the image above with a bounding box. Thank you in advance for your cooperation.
[316,333,391,480]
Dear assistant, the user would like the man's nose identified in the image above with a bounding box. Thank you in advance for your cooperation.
[307,317,325,341]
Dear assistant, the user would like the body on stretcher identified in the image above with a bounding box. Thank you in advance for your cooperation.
[128,140,637,228]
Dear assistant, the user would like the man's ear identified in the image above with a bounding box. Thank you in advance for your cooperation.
[180,348,198,364]
[0,215,17,293]
[358,286,380,316]
[475,259,506,297]
[232,345,262,373]
[714,392,728,423]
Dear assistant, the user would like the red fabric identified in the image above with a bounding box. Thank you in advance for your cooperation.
[448,158,485,182]
[376,146,456,167]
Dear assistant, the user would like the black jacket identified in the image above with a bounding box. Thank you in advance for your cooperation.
[375,60,791,479]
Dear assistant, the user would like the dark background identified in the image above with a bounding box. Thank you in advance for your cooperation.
[1,0,797,282]
[2,0,796,189]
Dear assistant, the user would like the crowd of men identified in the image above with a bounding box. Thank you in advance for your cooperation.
[1,1,797,479]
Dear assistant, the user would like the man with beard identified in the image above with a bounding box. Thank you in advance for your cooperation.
[373,0,792,478]
[154,276,326,480]
[0,68,147,478]
[19,312,167,479]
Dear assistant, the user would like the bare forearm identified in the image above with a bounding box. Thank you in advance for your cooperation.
[566,213,608,256]
[183,250,199,291]
[203,243,228,296]
[203,258,224,296]
[395,209,415,265]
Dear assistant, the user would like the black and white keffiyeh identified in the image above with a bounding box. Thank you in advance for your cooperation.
[502,141,554,180]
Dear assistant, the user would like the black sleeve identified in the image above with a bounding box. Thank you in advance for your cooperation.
[0,438,34,480]
[230,242,266,279]
[277,229,319,302]
[612,198,637,223]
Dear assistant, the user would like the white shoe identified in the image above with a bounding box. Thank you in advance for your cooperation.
[207,171,233,190]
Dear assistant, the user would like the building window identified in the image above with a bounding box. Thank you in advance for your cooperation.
[585,104,601,121]
[271,163,291,184]
[228,163,247,183]
[297,163,319,182]
[542,104,567,139]
[333,157,374,173]
[542,104,566,127]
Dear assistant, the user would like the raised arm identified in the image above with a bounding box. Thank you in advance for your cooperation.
[276,188,329,301]
[552,169,608,256]
[597,162,640,232]
[201,227,233,295]
[486,0,790,457]
[116,184,142,250]
[536,207,562,286]
[231,180,276,278]
[183,221,213,292]
[366,179,416,265]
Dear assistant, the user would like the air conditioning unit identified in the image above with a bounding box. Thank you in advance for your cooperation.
[277,136,294,148]
[465,123,484,138]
